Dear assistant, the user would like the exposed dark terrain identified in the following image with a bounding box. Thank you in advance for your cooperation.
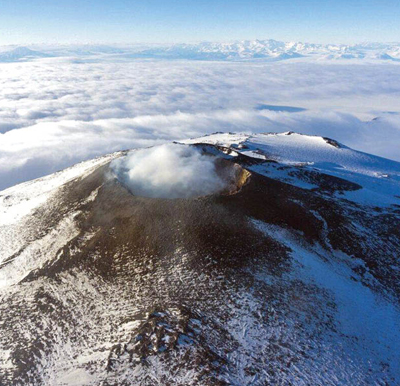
[0,133,399,385]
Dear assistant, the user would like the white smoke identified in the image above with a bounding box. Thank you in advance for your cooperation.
[111,144,227,199]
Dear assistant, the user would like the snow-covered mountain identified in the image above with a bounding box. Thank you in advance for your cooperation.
[138,40,400,61]
[0,47,52,62]
[2,40,400,62]
[0,132,399,385]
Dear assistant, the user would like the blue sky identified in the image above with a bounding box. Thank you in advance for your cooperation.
[0,0,399,44]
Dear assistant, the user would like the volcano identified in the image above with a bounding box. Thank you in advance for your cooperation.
[0,132,399,386]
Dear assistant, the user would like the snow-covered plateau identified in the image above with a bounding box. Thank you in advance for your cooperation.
[0,132,399,385]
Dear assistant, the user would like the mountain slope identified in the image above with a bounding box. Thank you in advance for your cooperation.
[0,133,399,385]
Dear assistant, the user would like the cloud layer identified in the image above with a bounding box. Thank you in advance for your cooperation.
[1,57,400,190]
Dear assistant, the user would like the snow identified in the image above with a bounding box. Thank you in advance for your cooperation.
[0,349,13,370]
[57,369,94,386]
[1,131,398,277]
[0,132,399,385]
[183,132,400,207]
[0,152,120,226]
[0,152,122,280]
[0,212,80,289]
[254,220,400,382]
[4,40,400,62]
[182,132,249,147]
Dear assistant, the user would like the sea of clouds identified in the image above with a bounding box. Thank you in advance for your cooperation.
[1,57,400,190]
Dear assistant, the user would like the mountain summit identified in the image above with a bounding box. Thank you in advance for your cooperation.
[0,132,399,385]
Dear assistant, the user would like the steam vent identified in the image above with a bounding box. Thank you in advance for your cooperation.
[110,143,251,199]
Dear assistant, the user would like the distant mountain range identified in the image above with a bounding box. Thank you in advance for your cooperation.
[1,40,400,62]
[0,46,52,62]
[132,40,400,61]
